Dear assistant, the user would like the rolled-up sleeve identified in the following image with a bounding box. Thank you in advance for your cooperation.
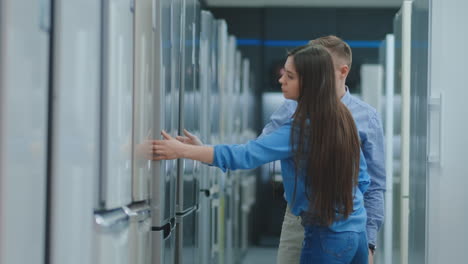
[362,113,386,246]
[213,123,292,172]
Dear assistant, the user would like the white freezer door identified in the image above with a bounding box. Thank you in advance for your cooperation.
[0,1,50,263]
[100,0,135,209]
[48,1,102,264]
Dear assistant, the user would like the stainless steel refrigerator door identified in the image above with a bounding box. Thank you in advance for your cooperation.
[171,0,182,141]
[175,210,198,264]
[197,10,214,264]
[94,208,130,264]
[209,19,219,147]
[233,51,242,142]
[224,36,236,145]
[177,0,198,216]
[152,222,176,264]
[174,1,199,263]
[171,0,182,233]
[100,0,134,210]
[133,0,154,202]
[124,203,152,264]
[49,1,101,263]
[0,1,50,263]
[217,20,228,143]
[152,0,176,228]
[393,4,412,262]
[152,0,177,263]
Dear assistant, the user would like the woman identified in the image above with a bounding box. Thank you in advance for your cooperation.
[154,44,369,264]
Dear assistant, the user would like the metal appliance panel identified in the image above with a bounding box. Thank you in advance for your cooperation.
[177,0,197,215]
[233,51,242,143]
[426,0,468,261]
[170,2,182,242]
[197,10,214,264]
[209,19,220,146]
[124,203,152,264]
[176,211,198,264]
[0,1,50,263]
[152,228,176,264]
[407,0,429,263]
[217,20,228,143]
[94,209,130,264]
[151,0,177,263]
[211,19,229,263]
[133,0,154,202]
[394,3,412,263]
[152,0,175,227]
[392,10,403,262]
[377,34,396,264]
[100,0,134,209]
[224,36,237,144]
[49,1,101,263]
[171,0,181,140]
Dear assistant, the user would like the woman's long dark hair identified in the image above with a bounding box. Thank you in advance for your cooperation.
[289,45,360,226]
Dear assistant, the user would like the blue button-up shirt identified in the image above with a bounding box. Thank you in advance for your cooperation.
[261,90,386,246]
[212,120,370,234]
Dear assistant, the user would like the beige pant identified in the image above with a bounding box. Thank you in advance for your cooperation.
[276,205,304,264]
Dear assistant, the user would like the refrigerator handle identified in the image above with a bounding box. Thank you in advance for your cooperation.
[175,205,198,218]
[200,189,210,197]
[151,217,175,240]
[200,185,219,199]
[211,198,219,255]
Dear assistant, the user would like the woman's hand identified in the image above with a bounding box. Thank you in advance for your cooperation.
[176,129,203,146]
[153,131,187,160]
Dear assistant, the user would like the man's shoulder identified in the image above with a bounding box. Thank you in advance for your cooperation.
[347,93,379,120]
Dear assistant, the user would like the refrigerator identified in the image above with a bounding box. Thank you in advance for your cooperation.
[239,59,257,259]
[97,0,134,211]
[0,1,50,263]
[213,19,229,264]
[48,1,101,264]
[94,0,135,263]
[393,3,412,263]
[231,50,243,263]
[409,0,468,263]
[128,0,155,263]
[151,0,178,263]
[198,10,216,264]
[208,16,222,264]
[223,35,237,264]
[376,33,397,264]
[175,0,201,263]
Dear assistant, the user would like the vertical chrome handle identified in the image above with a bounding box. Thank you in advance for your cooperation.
[428,92,443,166]
[39,0,51,32]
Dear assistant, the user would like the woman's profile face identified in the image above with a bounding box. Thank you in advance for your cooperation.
[279,56,300,100]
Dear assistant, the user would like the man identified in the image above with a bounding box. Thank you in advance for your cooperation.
[261,36,385,264]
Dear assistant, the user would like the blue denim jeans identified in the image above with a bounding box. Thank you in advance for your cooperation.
[300,225,368,264]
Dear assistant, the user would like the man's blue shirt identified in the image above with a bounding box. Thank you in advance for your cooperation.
[212,120,370,234]
[260,90,386,245]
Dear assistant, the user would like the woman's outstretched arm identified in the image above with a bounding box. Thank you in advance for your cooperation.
[154,121,292,172]
[153,130,214,163]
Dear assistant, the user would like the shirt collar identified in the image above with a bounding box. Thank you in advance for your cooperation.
[340,86,351,106]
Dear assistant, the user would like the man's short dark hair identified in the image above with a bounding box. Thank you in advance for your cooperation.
[309,35,352,69]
